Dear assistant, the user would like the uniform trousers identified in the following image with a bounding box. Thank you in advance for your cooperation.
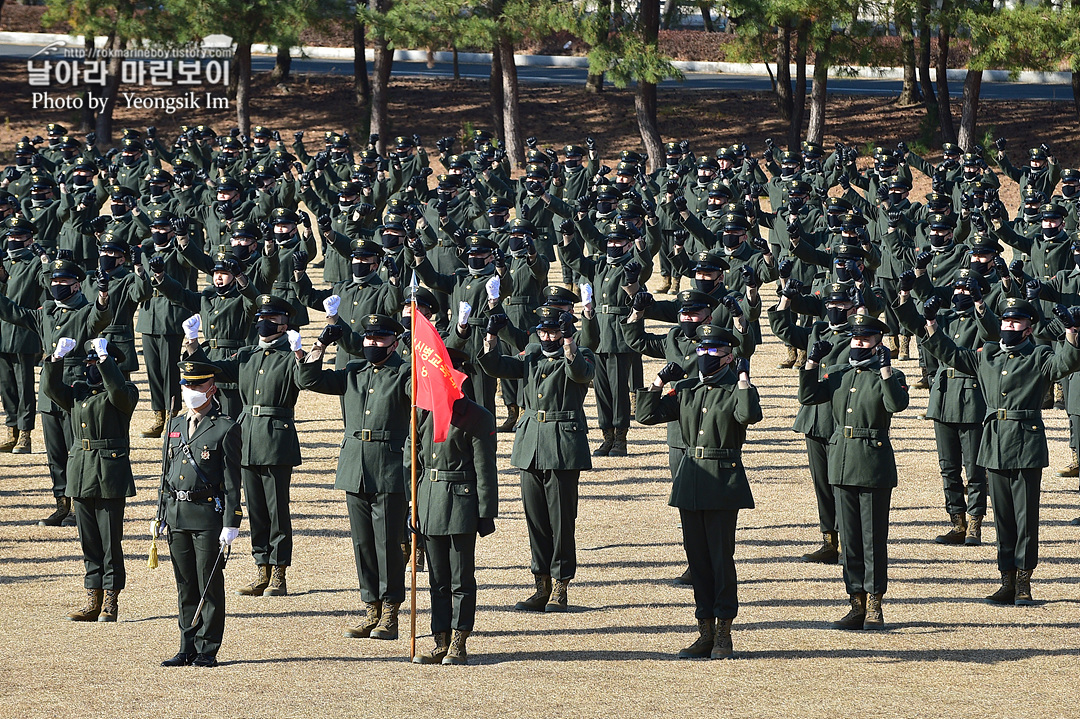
[73,497,126,590]
[169,527,226,657]
[988,468,1041,572]
[345,490,406,604]
[835,485,892,595]
[423,532,478,632]
[243,465,293,566]
[521,468,579,581]
[680,508,739,619]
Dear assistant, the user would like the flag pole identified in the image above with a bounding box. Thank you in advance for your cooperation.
[409,286,419,661]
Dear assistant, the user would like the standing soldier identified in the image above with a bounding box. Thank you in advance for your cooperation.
[478,306,595,612]
[157,361,243,668]
[0,217,45,454]
[45,337,137,622]
[635,325,761,659]
[800,315,909,630]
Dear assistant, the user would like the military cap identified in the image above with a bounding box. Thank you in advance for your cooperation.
[0,192,16,207]
[50,258,85,281]
[969,180,991,194]
[605,225,636,243]
[251,125,273,138]
[230,220,258,240]
[925,191,951,208]
[614,161,637,177]
[195,125,216,138]
[722,213,750,231]
[447,154,471,169]
[677,289,720,312]
[385,198,412,216]
[46,123,67,136]
[148,210,173,227]
[826,197,853,213]
[1001,297,1039,321]
[616,199,643,218]
[787,179,811,195]
[848,314,889,336]
[663,142,682,154]
[824,283,854,303]
[836,243,866,260]
[29,174,56,190]
[525,163,550,180]
[219,138,242,151]
[840,212,868,230]
[961,152,981,165]
[58,136,79,150]
[954,268,990,294]
[715,146,736,160]
[337,180,362,196]
[119,128,142,139]
[393,135,414,148]
[108,184,133,200]
[436,173,460,190]
[215,176,242,193]
[72,158,97,174]
[596,184,620,201]
[465,235,499,253]
[350,239,383,257]
[969,237,1003,255]
[485,196,512,212]
[620,150,644,164]
[697,324,740,347]
[254,294,294,318]
[941,142,961,156]
[83,338,125,364]
[1022,187,1046,203]
[928,213,956,230]
[534,305,566,330]
[526,150,547,165]
[563,144,585,158]
[887,176,912,191]
[878,152,898,167]
[1029,146,1048,161]
[120,137,142,150]
[382,213,406,232]
[692,250,730,273]
[362,313,404,336]
[543,285,580,305]
[98,232,129,256]
[695,156,719,171]
[780,150,802,163]
[802,141,824,158]
[509,218,536,235]
[3,216,36,236]
[270,207,300,224]
[707,180,733,199]
[148,167,173,184]
[473,130,493,142]
[178,360,220,385]
[358,149,380,163]
[14,139,33,154]
[1040,202,1065,220]
[211,250,239,274]
[1060,168,1080,183]
[403,285,439,312]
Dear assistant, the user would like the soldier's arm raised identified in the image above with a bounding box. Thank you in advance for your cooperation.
[99,353,137,414]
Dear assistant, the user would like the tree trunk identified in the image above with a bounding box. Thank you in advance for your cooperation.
[636,0,663,171]
[700,4,715,32]
[789,20,809,147]
[489,43,504,144]
[270,45,292,82]
[916,0,937,117]
[234,42,253,136]
[95,34,123,146]
[661,0,679,29]
[957,69,982,150]
[775,22,793,123]
[1073,68,1080,125]
[353,20,370,109]
[897,8,919,106]
[935,23,957,144]
[585,72,604,93]
[370,37,393,152]
[453,46,459,81]
[79,34,97,133]
[497,34,524,167]
[806,37,830,145]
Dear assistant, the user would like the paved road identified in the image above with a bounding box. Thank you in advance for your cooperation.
[1,43,1075,102]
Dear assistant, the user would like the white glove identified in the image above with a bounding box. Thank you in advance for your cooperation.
[579,282,593,306]
[90,337,109,359]
[54,337,77,359]
[219,526,239,547]
[458,301,472,326]
[287,330,302,352]
[183,314,201,340]
[323,294,341,317]
[150,520,160,538]
[486,276,501,301]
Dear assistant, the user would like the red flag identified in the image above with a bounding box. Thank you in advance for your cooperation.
[412,310,467,442]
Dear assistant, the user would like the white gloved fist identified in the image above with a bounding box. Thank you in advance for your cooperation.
[183,314,201,340]
[323,294,341,317]
[486,276,501,301]
[150,519,165,538]
[579,282,593,306]
[287,330,302,352]
[219,526,239,547]
[54,336,77,359]
[90,337,108,359]
[458,301,472,326]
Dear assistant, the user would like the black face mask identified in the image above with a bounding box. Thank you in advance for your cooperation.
[509,234,529,252]
[721,233,741,249]
[826,307,848,326]
[152,232,171,249]
[788,197,805,210]
[400,316,412,331]
[596,202,615,215]
[970,260,992,276]
[540,338,562,354]
[110,203,128,217]
[256,318,281,338]
[693,278,717,294]
[467,256,489,271]
[121,154,137,166]
[71,175,91,187]
[50,283,75,301]
[99,255,120,273]
[1001,328,1028,346]
[363,344,392,363]
[952,294,975,312]
[488,214,508,229]
[826,213,842,229]
[352,261,373,278]
[1023,210,1039,223]
[231,243,253,262]
[697,353,727,376]
[149,185,166,197]
[849,346,875,363]
[86,364,102,386]
[666,158,679,168]
[1042,225,1060,239]
[680,320,700,339]
[606,244,626,259]
[215,282,233,296]
[1063,185,1078,199]
[835,264,851,283]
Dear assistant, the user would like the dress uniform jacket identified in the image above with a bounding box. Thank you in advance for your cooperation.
[0,252,45,355]
[99,267,150,374]
[293,272,401,366]
[158,407,243,531]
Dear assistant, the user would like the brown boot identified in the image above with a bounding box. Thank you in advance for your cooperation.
[497,405,520,433]
[677,618,715,658]
[1058,450,1079,478]
[11,428,31,454]
[0,426,16,452]
[1015,569,1035,605]
[912,367,930,390]
[711,618,734,659]
[831,593,866,629]
[674,566,692,586]
[863,593,885,629]
[802,531,840,564]
[414,543,426,572]
[593,429,615,457]
[886,335,899,354]
[1055,382,1066,410]
[442,629,471,665]
[794,349,807,370]
[344,601,382,638]
[370,602,400,640]
[656,275,672,294]
[264,565,287,596]
[1043,385,1055,410]
[515,574,552,611]
[68,588,103,621]
[235,564,271,596]
[140,410,166,438]
[413,632,450,664]
[934,513,967,545]
[608,428,628,457]
[965,515,983,546]
[98,589,119,622]
[671,275,682,293]
[986,570,1016,605]
[898,335,911,361]
[545,579,569,612]
[777,345,797,369]
[39,497,70,527]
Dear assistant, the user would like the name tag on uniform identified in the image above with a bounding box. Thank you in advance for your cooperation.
[169,432,181,438]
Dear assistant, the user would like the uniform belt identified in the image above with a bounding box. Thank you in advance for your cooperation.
[503,297,534,306]
[243,405,293,418]
[79,438,127,451]
[352,428,398,442]
[103,324,128,335]
[598,304,630,315]
[691,446,741,459]
[987,408,1039,421]
[533,410,578,422]
[208,338,245,349]
[168,487,217,502]
[427,468,477,483]
[840,426,887,439]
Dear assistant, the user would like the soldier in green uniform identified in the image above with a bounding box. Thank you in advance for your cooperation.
[44,337,137,622]
[182,295,305,597]
[157,361,243,668]
[800,315,909,630]
[299,315,411,641]
[635,325,761,659]
[478,306,595,612]
[921,297,1080,605]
